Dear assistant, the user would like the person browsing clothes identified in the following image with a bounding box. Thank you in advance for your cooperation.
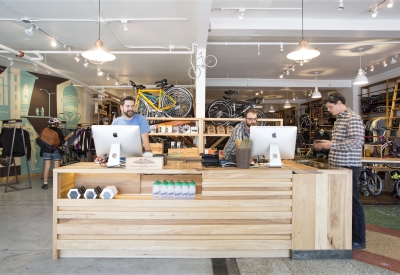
[222,109,258,163]
[313,91,366,250]
[95,95,152,163]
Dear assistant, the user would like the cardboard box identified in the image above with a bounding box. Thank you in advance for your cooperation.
[168,147,199,156]
[150,125,157,133]
[226,125,235,135]
[190,126,199,134]
[180,124,191,134]
[165,125,172,133]
[172,126,179,133]
[217,125,225,134]
[150,143,164,154]
[207,125,216,134]
[125,157,163,169]
[158,125,165,133]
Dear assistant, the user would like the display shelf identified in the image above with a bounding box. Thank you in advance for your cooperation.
[203,134,231,137]
[149,133,199,137]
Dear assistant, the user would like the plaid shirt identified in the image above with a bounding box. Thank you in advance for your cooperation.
[329,108,364,167]
[223,122,250,158]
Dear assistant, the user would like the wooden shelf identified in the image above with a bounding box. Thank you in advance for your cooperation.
[149,133,199,136]
[203,134,230,137]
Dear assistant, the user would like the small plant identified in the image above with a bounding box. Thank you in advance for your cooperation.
[236,138,252,150]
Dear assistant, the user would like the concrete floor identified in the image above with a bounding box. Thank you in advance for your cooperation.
[0,175,397,275]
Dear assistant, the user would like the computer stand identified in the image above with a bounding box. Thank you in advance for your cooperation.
[107,143,121,168]
[266,144,282,168]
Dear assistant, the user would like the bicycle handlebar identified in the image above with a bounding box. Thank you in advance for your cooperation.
[384,164,400,169]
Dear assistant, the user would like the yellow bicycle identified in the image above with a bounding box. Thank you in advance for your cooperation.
[131,79,193,118]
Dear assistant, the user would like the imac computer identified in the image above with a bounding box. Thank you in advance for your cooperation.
[250,126,297,168]
[92,125,142,167]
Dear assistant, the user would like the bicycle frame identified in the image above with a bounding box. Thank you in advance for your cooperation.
[134,89,176,112]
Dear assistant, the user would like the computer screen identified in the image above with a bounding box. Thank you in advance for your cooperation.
[92,125,142,167]
[249,126,297,167]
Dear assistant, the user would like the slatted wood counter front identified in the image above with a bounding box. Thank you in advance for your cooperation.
[53,162,352,259]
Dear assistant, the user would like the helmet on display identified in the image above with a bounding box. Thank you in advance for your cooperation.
[48,118,60,125]
[102,117,109,125]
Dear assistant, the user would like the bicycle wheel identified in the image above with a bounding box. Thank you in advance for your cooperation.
[367,173,383,196]
[254,108,267,126]
[162,87,193,118]
[207,100,232,126]
[135,97,151,117]
[395,179,400,195]
[188,66,201,79]
[204,55,217,68]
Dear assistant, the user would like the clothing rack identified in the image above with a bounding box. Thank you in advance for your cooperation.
[0,119,32,193]
[74,123,93,162]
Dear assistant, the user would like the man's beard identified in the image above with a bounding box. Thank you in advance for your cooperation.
[246,122,256,128]
[123,110,134,118]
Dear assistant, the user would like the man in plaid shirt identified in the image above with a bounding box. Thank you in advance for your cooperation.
[223,109,258,162]
[314,91,366,250]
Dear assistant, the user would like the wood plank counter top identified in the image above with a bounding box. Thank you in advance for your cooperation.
[52,161,352,260]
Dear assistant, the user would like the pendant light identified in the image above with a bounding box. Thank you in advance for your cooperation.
[284,91,291,108]
[82,0,116,64]
[287,0,320,64]
[353,48,368,85]
[311,72,322,98]
[269,105,275,113]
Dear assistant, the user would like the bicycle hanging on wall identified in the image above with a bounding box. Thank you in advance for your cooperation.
[130,79,193,122]
[206,90,267,126]
[188,52,217,79]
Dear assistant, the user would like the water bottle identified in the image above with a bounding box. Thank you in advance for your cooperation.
[152,180,161,199]
[182,180,189,199]
[160,180,168,199]
[174,180,182,199]
[167,180,175,199]
[189,180,196,199]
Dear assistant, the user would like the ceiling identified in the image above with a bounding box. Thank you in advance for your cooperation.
[0,0,399,105]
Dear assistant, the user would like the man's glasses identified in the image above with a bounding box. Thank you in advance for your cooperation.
[246,118,258,121]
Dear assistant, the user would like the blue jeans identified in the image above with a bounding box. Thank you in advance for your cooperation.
[43,151,63,161]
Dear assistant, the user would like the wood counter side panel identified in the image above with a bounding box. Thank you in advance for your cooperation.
[74,174,140,195]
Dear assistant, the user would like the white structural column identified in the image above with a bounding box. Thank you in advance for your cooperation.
[195,0,212,118]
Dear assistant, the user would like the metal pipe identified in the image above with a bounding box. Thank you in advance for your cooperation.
[0,44,96,93]
[0,50,194,55]
[207,41,400,46]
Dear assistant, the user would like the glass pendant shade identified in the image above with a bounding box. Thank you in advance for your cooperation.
[284,100,291,109]
[311,87,322,98]
[82,40,116,64]
[287,39,320,64]
[353,69,368,85]
[269,106,275,113]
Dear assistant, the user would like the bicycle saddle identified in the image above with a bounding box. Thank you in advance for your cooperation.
[222,96,230,100]
[155,79,168,85]
[224,90,239,95]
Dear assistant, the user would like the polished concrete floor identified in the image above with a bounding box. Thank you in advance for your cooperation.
[0,175,398,275]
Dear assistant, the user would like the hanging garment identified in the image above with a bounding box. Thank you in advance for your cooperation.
[0,128,31,160]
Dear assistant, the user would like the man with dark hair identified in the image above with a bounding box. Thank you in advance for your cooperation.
[223,109,258,162]
[95,96,152,163]
[112,95,152,151]
[314,91,366,250]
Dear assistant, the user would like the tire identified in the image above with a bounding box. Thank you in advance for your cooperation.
[395,179,400,195]
[136,97,151,117]
[205,55,217,68]
[207,100,232,126]
[254,108,267,126]
[162,87,193,118]
[367,173,383,196]
[188,66,201,79]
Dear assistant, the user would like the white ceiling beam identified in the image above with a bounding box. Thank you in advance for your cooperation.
[210,18,400,31]
[206,78,352,88]
[196,0,212,49]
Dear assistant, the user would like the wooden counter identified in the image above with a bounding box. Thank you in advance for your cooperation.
[53,161,352,260]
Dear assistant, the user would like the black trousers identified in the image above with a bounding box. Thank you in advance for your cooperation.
[343,166,366,244]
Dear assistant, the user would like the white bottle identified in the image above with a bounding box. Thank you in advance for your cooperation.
[174,180,182,199]
[182,181,189,199]
[189,181,196,199]
[167,181,175,199]
[160,181,168,199]
[152,180,161,199]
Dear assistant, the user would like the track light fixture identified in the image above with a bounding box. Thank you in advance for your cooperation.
[238,9,245,19]
[121,20,128,31]
[387,0,394,8]
[370,4,379,17]
[8,58,13,66]
[370,65,374,71]
[25,25,34,36]
[106,74,110,80]
[47,70,51,74]
[97,67,103,76]
[286,70,289,75]
[257,44,260,56]
[34,64,38,72]
[292,65,295,72]
[75,54,80,62]
[391,57,397,64]
[353,48,368,85]
[383,60,387,67]
[84,59,89,67]
[280,74,284,78]
[338,0,344,10]
[116,81,119,86]
[280,42,284,52]
[51,38,57,47]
